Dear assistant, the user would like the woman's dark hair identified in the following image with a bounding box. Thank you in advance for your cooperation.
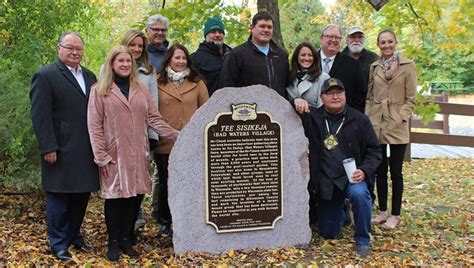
[157,44,203,85]
[288,42,321,85]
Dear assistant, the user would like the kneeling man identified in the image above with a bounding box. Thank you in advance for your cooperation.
[301,78,381,257]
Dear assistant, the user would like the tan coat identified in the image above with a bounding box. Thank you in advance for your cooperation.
[365,56,417,144]
[88,82,178,199]
[156,78,209,154]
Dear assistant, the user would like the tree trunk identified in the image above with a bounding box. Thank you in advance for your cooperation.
[257,0,285,51]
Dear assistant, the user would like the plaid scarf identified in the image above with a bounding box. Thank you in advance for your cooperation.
[380,52,399,80]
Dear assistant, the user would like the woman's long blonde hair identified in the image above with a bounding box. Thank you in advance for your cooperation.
[96,45,140,96]
[120,30,154,75]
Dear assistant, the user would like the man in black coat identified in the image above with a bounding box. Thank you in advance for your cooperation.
[30,32,99,261]
[192,17,232,96]
[319,24,366,112]
[342,26,380,203]
[218,11,289,99]
[300,78,381,257]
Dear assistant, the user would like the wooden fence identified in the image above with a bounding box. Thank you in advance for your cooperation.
[405,93,474,160]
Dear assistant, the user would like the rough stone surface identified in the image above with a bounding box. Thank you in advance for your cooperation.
[168,85,311,254]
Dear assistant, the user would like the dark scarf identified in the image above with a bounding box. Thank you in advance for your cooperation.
[296,70,308,86]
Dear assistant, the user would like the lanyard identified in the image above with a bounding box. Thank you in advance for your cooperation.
[325,117,345,136]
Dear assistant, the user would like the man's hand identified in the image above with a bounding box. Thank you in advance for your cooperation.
[294,98,310,114]
[43,151,57,164]
[351,169,365,183]
[100,159,116,178]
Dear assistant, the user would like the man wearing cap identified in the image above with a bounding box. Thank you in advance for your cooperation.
[342,27,379,97]
[146,14,170,70]
[218,11,289,99]
[192,17,232,96]
[300,77,381,257]
[319,24,365,112]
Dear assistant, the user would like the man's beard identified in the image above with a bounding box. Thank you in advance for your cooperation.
[212,40,224,47]
[348,43,364,54]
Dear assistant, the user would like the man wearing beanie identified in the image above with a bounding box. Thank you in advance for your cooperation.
[192,17,232,96]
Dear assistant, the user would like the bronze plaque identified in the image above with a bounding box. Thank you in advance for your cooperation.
[205,103,283,233]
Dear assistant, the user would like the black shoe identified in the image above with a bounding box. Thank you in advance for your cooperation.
[119,238,139,258]
[107,240,120,262]
[72,241,93,251]
[160,225,170,237]
[54,249,72,261]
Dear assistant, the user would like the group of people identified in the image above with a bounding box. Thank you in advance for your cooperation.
[30,10,417,262]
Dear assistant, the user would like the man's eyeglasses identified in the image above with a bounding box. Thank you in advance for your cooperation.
[322,35,342,41]
[149,27,168,33]
[324,90,344,97]
[58,44,84,52]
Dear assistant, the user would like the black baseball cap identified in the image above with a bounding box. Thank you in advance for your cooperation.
[321,78,345,94]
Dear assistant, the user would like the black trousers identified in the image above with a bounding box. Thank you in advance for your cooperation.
[104,195,144,242]
[156,154,171,226]
[375,144,407,216]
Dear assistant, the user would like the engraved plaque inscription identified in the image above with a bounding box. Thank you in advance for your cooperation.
[205,103,283,233]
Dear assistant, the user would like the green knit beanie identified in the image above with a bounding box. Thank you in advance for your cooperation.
[204,17,225,37]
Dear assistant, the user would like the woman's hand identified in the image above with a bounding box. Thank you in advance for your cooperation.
[294,98,309,114]
[100,159,116,178]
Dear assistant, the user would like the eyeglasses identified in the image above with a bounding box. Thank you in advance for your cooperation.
[322,35,342,41]
[149,27,168,33]
[58,44,84,52]
[324,90,344,97]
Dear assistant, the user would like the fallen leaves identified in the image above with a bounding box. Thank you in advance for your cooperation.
[0,158,473,265]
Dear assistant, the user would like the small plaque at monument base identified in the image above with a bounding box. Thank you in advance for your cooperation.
[205,103,283,233]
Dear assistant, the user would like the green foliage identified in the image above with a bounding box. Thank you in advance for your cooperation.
[413,82,440,125]
[0,0,102,78]
[143,0,251,52]
[0,59,40,191]
[279,0,325,52]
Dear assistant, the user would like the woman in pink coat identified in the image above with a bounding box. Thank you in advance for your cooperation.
[87,45,178,261]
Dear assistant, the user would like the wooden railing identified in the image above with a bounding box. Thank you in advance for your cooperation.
[405,93,474,159]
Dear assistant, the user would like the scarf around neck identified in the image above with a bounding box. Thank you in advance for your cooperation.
[380,52,400,80]
[166,66,190,88]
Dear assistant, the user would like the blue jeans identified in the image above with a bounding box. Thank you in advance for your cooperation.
[318,182,372,245]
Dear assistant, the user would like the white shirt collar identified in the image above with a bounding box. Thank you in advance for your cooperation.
[66,64,83,74]
[320,50,336,61]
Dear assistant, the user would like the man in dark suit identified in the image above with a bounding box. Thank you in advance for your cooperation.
[30,32,99,261]
[319,24,366,112]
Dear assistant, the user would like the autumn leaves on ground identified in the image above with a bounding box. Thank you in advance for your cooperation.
[1,158,472,266]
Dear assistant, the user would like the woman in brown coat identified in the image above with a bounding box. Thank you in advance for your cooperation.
[155,44,209,236]
[88,45,178,261]
[365,30,417,229]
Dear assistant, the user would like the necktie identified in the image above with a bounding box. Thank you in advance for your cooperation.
[323,58,332,73]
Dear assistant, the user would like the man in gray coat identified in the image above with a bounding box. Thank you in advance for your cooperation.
[30,32,99,261]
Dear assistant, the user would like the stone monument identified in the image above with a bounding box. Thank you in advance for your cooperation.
[168,85,311,254]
